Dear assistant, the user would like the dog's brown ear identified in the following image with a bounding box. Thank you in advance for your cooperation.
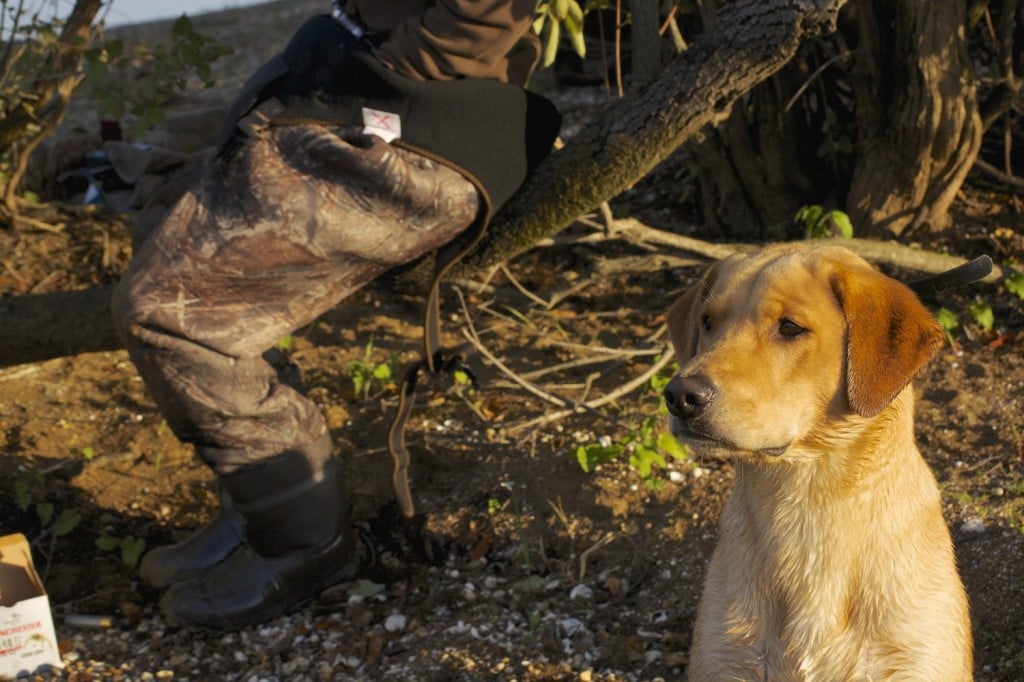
[667,261,721,363]
[831,264,946,417]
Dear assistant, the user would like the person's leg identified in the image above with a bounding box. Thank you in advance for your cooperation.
[114,120,479,628]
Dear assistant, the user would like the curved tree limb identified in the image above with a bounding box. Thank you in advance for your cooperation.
[461,0,847,272]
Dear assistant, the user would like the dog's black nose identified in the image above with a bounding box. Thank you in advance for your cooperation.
[664,374,716,419]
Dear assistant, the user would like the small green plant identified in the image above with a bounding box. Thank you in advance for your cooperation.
[794,205,854,239]
[627,417,689,489]
[13,471,83,577]
[969,299,994,332]
[95,531,147,569]
[576,442,622,473]
[575,418,689,488]
[346,336,398,399]
[14,473,81,538]
[1005,271,1024,299]
[936,307,960,345]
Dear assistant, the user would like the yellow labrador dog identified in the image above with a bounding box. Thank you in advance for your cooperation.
[664,243,972,681]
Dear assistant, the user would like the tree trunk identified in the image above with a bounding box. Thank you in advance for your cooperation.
[845,0,983,237]
[0,0,848,368]
[693,0,985,240]
[627,0,662,87]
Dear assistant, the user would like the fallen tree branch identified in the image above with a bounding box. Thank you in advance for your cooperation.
[0,216,1007,369]
[586,217,1007,284]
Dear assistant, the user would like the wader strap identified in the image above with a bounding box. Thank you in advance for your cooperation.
[386,177,495,519]
[908,255,993,297]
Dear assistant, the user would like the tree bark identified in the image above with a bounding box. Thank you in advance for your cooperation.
[1,0,850,368]
[627,0,662,87]
[844,0,982,237]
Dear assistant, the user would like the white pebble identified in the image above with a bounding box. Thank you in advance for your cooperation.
[569,584,593,600]
[384,613,407,632]
[559,617,585,638]
[960,518,986,535]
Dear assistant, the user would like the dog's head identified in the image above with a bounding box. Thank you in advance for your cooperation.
[663,244,945,460]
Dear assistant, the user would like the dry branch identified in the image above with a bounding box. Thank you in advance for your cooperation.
[0,213,1006,370]
[604,218,1007,284]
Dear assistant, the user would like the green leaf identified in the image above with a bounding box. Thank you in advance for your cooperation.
[1005,272,1024,299]
[36,502,54,527]
[95,532,120,551]
[936,307,959,331]
[629,445,666,479]
[657,431,688,461]
[14,480,31,512]
[969,301,994,331]
[372,363,392,380]
[576,443,622,473]
[824,210,854,238]
[542,17,560,68]
[53,509,82,537]
[936,307,959,345]
[120,536,147,568]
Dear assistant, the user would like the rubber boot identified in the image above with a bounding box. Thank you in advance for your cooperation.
[139,485,245,589]
[160,434,358,629]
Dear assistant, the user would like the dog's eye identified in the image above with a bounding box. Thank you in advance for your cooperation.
[779,319,806,338]
[701,314,712,332]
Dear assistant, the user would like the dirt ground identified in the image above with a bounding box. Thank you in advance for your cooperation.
[1,2,1024,680]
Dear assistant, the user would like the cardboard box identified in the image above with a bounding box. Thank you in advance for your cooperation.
[0,533,62,678]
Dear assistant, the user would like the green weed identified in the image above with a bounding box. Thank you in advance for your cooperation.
[969,300,994,331]
[1005,271,1024,299]
[95,531,147,569]
[346,336,399,400]
[795,205,854,239]
[936,307,960,345]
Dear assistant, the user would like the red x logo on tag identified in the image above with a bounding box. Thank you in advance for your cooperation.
[362,107,402,142]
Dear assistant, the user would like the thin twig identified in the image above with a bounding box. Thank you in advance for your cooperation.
[579,532,618,581]
[784,51,852,112]
[517,355,630,381]
[460,326,567,408]
[973,157,1024,190]
[499,264,550,308]
[508,343,675,435]
[454,288,569,408]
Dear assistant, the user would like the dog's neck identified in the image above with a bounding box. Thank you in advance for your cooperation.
[732,387,919,506]
[711,384,950,673]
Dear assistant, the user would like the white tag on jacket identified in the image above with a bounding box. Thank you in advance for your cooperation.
[362,107,402,142]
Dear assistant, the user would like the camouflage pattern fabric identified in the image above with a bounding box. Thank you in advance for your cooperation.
[112,109,479,475]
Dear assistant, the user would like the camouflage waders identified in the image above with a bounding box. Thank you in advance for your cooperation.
[111,107,479,629]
